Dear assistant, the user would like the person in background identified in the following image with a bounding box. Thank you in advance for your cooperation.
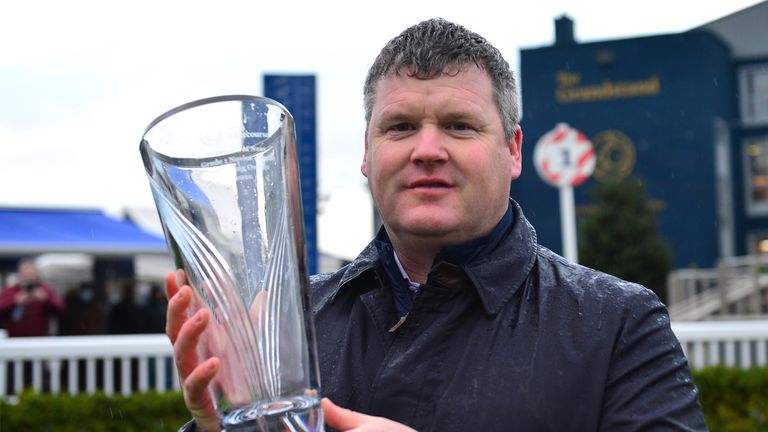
[106,279,143,334]
[165,18,707,431]
[142,284,167,334]
[60,281,104,335]
[0,258,64,337]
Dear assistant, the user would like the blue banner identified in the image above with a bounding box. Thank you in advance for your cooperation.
[264,75,318,274]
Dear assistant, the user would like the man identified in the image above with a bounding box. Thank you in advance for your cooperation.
[166,18,707,431]
[0,259,65,337]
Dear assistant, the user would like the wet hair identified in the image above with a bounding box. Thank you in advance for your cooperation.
[363,18,520,141]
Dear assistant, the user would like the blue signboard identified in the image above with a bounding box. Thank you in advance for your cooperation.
[264,75,318,274]
[518,31,733,268]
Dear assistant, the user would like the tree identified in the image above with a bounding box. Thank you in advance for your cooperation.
[578,177,673,303]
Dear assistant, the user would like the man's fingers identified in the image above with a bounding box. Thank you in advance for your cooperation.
[183,357,219,406]
[182,357,221,432]
[164,270,184,344]
[165,271,180,299]
[166,284,192,344]
[165,269,188,299]
[322,398,367,430]
[322,398,417,432]
[322,398,378,431]
[164,270,220,431]
[174,308,210,378]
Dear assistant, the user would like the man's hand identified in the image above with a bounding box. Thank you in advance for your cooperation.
[322,398,417,432]
[166,271,415,432]
[165,271,221,432]
[13,290,30,304]
[31,287,49,301]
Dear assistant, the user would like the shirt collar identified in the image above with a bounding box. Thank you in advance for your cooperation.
[393,252,421,293]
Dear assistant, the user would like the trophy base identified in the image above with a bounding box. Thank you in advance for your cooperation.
[222,395,323,432]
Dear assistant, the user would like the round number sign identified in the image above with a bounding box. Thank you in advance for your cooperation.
[533,123,595,188]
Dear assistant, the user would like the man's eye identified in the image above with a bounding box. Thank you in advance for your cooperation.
[447,123,472,131]
[389,123,414,132]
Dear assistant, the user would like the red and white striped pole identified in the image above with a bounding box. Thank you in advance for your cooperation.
[533,123,595,263]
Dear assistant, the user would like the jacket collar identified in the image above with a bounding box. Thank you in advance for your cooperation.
[462,200,538,315]
[333,199,538,315]
[338,241,380,288]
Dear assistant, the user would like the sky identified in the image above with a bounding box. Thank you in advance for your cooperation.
[1,0,764,260]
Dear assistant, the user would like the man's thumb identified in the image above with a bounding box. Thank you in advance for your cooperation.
[322,397,366,430]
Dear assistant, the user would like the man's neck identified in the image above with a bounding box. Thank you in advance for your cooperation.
[381,202,515,284]
[387,241,437,284]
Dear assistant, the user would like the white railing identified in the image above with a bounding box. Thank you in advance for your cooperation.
[2,321,768,400]
[672,320,768,369]
[0,331,179,400]
[668,254,768,320]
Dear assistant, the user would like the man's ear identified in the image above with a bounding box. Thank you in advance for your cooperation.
[361,133,369,177]
[509,126,523,180]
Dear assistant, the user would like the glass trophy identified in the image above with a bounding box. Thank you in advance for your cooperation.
[139,95,323,431]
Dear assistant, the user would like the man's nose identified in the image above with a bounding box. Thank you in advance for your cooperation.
[410,126,447,165]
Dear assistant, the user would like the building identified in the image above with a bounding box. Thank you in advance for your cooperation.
[516,2,768,269]
[0,207,171,312]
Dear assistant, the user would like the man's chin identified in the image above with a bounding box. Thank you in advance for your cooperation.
[396,219,460,240]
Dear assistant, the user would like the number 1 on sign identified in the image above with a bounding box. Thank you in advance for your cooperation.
[561,148,571,167]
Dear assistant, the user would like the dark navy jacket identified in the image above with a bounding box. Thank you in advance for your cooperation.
[311,200,707,431]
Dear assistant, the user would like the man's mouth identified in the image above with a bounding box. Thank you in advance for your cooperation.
[409,179,451,188]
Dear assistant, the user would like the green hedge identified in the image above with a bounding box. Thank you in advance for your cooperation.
[0,367,767,431]
[694,366,768,432]
[0,391,189,431]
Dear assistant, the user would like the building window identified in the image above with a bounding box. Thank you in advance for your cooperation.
[747,231,768,255]
[744,136,768,216]
[739,63,768,127]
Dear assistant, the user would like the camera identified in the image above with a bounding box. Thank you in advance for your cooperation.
[20,281,39,292]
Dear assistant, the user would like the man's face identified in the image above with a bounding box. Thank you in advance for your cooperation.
[18,262,39,285]
[362,65,522,249]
